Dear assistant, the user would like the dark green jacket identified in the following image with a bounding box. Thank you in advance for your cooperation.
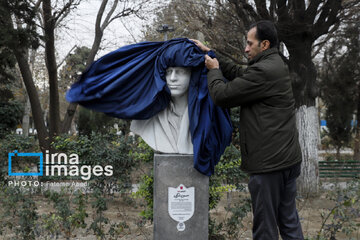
[207,48,302,174]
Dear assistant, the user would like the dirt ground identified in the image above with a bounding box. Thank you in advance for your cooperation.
[208,190,360,240]
[1,186,359,240]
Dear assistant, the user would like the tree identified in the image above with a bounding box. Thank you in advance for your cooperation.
[0,38,21,136]
[142,0,204,41]
[61,0,151,134]
[1,0,50,151]
[59,46,91,132]
[321,49,356,159]
[42,0,82,138]
[77,107,117,136]
[59,46,91,91]
[321,19,360,160]
[0,67,24,137]
[0,101,23,137]
[0,48,16,84]
[58,45,130,136]
[1,0,151,152]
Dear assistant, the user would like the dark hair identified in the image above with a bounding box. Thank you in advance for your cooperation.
[249,20,279,48]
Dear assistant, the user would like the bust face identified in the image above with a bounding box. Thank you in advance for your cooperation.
[165,67,191,98]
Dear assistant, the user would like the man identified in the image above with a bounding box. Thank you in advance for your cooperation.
[192,20,304,240]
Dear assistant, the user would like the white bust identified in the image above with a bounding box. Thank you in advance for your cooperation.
[130,67,193,154]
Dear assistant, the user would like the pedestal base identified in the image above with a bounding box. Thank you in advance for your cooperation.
[153,154,209,240]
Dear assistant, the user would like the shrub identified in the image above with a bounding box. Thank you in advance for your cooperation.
[42,189,88,240]
[0,100,23,137]
[0,134,38,183]
[0,184,39,240]
[131,138,154,221]
[316,180,360,239]
[209,144,251,239]
[51,133,137,194]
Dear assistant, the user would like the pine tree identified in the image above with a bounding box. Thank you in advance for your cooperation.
[320,22,360,160]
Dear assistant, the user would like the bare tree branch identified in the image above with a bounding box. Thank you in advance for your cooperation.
[255,0,270,20]
[120,19,138,43]
[305,0,321,24]
[29,0,43,11]
[276,0,290,23]
[216,48,247,65]
[62,0,152,133]
[228,0,257,29]
[57,45,77,69]
[106,8,136,29]
[101,0,119,31]
[269,0,276,19]
[279,50,290,65]
[311,21,340,58]
[53,0,81,23]
[292,0,306,21]
[95,0,108,38]
[225,42,245,57]
[312,1,341,40]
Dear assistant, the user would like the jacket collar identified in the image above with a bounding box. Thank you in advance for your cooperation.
[248,47,278,65]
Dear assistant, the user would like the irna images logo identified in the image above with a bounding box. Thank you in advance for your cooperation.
[8,150,43,176]
[8,150,113,180]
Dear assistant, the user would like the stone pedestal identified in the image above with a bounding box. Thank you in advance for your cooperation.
[153,154,209,240]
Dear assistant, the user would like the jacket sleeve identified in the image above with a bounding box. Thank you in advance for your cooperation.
[207,65,270,108]
[215,52,244,80]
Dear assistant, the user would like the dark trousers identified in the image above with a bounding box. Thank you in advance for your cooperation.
[248,163,304,240]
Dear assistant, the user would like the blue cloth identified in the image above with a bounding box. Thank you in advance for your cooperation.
[66,38,232,176]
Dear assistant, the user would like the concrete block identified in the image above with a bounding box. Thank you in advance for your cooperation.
[153,154,209,240]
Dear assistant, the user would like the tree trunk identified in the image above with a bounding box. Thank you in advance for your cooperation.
[21,49,37,137]
[86,31,103,67]
[353,86,360,161]
[43,0,60,138]
[336,146,341,161]
[61,102,78,133]
[354,127,360,161]
[22,96,31,137]
[296,105,319,196]
[70,117,77,134]
[14,50,49,152]
[61,25,104,134]
[3,2,49,151]
[288,42,320,196]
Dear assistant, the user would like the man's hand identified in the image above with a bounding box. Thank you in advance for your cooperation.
[190,39,211,52]
[205,55,219,70]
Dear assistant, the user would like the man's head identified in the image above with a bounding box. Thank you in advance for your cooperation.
[245,20,278,60]
[165,67,191,98]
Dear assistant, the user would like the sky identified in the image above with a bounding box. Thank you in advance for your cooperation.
[55,0,159,63]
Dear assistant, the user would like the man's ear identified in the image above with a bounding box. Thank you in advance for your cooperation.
[261,40,270,50]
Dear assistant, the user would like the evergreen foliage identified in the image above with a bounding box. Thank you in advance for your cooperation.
[77,107,120,136]
[0,0,39,74]
[59,46,91,91]
[320,23,360,155]
[0,100,24,137]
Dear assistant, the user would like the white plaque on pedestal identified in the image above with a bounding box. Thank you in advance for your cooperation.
[168,184,195,231]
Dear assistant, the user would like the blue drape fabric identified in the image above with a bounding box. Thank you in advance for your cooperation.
[66,38,232,176]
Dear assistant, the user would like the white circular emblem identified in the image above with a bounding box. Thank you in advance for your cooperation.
[177,222,185,231]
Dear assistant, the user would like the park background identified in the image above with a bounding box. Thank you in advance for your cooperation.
[0,0,360,239]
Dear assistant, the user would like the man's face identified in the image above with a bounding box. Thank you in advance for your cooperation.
[245,27,262,60]
[165,67,191,98]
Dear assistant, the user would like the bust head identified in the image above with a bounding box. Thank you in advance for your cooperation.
[165,67,191,98]
[130,66,193,154]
